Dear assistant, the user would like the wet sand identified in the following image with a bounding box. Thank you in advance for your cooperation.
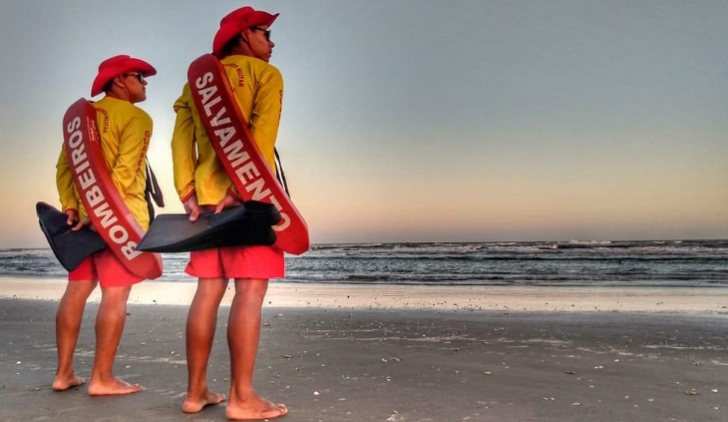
[4,278,728,313]
[0,279,727,421]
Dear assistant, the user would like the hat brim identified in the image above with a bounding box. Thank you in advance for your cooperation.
[127,58,157,77]
[91,58,157,97]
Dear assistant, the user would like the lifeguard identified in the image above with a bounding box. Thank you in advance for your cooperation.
[53,55,159,396]
[171,6,298,420]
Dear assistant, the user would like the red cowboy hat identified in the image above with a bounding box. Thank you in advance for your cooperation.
[91,55,157,97]
[212,6,278,56]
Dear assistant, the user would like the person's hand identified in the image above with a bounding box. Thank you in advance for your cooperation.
[65,209,78,226]
[184,194,201,222]
[72,216,92,232]
[215,191,241,214]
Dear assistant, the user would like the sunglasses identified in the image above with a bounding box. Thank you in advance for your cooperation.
[250,26,272,41]
[124,72,145,83]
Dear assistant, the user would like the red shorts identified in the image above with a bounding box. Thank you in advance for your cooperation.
[185,245,284,279]
[68,249,144,288]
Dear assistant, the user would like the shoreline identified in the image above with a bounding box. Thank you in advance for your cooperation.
[2,276,728,314]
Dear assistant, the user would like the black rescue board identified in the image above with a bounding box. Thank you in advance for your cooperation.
[137,201,280,253]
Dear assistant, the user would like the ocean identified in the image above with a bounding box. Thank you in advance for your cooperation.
[1,240,726,287]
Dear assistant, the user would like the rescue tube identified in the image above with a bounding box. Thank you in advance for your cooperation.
[187,54,310,255]
[137,201,280,253]
[36,201,107,271]
[62,99,162,279]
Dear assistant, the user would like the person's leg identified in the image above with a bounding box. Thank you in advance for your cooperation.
[226,278,287,420]
[87,285,141,396]
[182,277,228,413]
[53,279,97,391]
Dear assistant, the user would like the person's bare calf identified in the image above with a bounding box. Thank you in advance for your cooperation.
[182,277,228,412]
[53,279,96,392]
[87,286,139,396]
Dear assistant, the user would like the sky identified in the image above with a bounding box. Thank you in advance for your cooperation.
[0,0,726,247]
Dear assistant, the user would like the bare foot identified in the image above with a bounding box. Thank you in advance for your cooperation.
[88,377,142,396]
[182,389,226,413]
[52,374,85,391]
[226,394,288,421]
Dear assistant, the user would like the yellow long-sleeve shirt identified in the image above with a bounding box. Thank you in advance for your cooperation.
[171,54,284,206]
[56,96,153,230]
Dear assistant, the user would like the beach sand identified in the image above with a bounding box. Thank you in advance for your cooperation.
[1,278,727,421]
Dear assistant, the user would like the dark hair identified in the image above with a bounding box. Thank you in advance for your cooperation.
[219,34,244,58]
[102,78,116,94]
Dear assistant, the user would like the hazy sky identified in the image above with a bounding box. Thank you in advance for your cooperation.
[1,0,726,247]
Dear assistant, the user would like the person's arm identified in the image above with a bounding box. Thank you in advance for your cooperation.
[171,85,198,203]
[110,110,153,198]
[55,145,80,216]
[56,145,92,230]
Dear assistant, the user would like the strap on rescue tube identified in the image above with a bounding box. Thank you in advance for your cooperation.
[186,54,309,255]
[62,98,163,279]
